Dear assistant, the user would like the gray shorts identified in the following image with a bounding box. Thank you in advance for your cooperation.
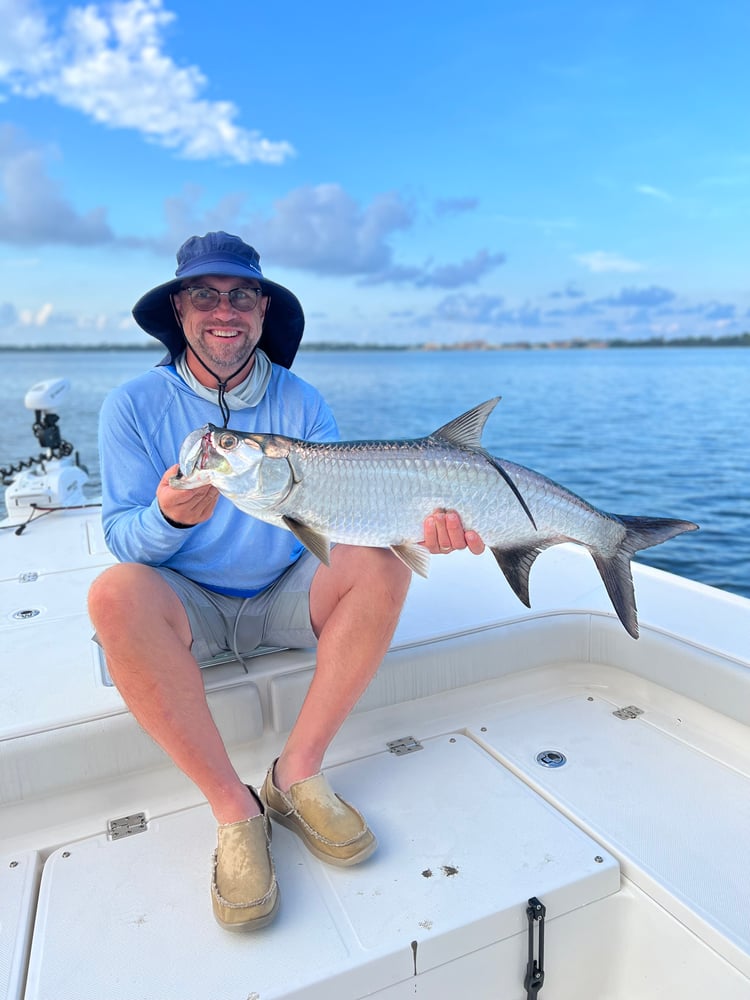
[153,550,321,665]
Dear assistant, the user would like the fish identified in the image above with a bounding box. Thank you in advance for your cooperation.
[170,397,698,638]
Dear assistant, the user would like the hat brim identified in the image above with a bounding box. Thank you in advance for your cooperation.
[132,276,304,370]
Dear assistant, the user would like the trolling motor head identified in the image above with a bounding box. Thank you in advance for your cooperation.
[24,379,71,454]
[2,378,88,525]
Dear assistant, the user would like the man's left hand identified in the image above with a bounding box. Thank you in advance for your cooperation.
[422,510,485,555]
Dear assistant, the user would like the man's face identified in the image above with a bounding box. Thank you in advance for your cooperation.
[173,274,269,386]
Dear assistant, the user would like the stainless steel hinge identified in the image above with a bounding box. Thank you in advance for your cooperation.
[387,736,423,755]
[107,812,148,841]
[613,705,644,720]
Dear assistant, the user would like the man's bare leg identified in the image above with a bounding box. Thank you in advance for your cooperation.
[88,562,259,823]
[272,545,411,792]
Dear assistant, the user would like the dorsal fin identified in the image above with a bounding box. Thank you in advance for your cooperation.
[431,398,501,450]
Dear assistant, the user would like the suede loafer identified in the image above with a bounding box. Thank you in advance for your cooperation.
[260,761,377,867]
[211,787,279,931]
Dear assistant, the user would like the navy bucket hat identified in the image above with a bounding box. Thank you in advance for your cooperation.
[132,231,304,368]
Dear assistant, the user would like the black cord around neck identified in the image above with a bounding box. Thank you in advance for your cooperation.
[185,344,256,427]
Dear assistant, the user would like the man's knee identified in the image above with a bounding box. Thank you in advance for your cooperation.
[341,546,412,605]
[88,563,186,636]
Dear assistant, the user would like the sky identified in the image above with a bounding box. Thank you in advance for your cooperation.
[1,0,749,348]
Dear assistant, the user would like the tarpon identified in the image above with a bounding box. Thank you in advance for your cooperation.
[171,398,698,638]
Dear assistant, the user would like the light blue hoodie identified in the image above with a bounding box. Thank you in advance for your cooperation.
[99,363,338,597]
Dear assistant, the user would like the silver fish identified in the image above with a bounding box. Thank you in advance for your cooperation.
[171,397,698,638]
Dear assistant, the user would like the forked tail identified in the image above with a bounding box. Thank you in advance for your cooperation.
[592,515,698,638]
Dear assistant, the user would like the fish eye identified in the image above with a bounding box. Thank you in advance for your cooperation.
[217,432,238,451]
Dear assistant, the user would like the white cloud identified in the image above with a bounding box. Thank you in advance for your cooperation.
[0,0,294,165]
[19,302,53,325]
[0,124,114,244]
[635,184,672,201]
[574,250,644,274]
[253,184,415,275]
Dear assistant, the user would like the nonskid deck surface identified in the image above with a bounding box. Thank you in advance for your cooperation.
[21,735,619,1000]
[3,656,749,1000]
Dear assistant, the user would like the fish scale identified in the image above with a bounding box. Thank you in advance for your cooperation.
[172,397,698,638]
[283,439,508,545]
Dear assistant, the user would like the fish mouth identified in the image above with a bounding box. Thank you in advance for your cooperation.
[178,426,216,477]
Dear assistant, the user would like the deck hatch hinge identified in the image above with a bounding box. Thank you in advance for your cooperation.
[386,736,423,756]
[107,812,148,841]
[613,705,644,720]
[524,896,546,998]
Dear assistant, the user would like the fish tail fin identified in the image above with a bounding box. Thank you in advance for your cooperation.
[593,515,699,639]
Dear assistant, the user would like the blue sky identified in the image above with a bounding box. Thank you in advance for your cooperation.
[1,0,749,347]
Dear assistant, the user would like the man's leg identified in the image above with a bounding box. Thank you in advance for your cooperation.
[87,562,258,823]
[272,545,411,792]
[89,562,279,929]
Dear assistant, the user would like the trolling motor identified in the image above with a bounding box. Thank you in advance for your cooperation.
[2,378,89,524]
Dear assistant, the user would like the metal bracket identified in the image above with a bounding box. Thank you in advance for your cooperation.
[386,736,423,756]
[613,705,644,720]
[107,812,148,841]
[525,896,546,998]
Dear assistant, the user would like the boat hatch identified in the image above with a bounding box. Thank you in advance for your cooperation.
[25,735,619,1000]
[0,851,41,1000]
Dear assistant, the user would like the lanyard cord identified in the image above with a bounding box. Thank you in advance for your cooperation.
[185,344,256,428]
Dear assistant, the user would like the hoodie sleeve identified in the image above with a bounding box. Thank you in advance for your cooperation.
[99,382,197,565]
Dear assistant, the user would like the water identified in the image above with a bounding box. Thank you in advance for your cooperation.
[1,348,748,599]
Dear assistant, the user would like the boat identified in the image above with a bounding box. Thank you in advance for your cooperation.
[2,378,748,1000]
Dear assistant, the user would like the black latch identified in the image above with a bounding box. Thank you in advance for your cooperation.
[524,896,546,998]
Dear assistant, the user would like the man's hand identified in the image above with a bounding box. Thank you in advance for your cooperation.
[422,509,485,555]
[156,464,220,528]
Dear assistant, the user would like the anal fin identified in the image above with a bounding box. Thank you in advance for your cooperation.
[490,543,549,607]
[390,543,431,578]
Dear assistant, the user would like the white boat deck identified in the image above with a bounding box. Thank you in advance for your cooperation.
[1,509,749,998]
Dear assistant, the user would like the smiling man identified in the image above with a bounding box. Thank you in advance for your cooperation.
[88,231,484,931]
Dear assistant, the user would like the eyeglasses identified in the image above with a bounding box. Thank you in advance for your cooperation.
[181,285,264,312]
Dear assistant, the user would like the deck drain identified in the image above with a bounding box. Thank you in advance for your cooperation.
[11,608,42,621]
[536,750,567,768]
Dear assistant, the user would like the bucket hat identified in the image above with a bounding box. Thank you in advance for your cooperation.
[132,231,304,368]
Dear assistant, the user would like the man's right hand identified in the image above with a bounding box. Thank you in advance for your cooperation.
[157,464,220,527]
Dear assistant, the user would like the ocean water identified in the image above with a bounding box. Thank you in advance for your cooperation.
[1,347,748,599]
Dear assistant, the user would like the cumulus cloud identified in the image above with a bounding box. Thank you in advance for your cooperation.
[437,293,506,324]
[363,249,506,288]
[703,301,736,321]
[434,294,549,329]
[597,286,676,308]
[575,250,644,274]
[252,184,415,275]
[0,0,293,164]
[0,124,115,244]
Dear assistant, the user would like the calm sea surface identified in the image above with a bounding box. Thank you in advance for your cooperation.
[1,347,748,599]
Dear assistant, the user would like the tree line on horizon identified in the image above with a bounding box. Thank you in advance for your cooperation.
[1,332,749,352]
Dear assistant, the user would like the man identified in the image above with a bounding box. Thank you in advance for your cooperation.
[88,231,485,931]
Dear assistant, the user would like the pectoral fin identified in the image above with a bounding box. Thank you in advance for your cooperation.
[282,517,332,566]
[390,543,431,578]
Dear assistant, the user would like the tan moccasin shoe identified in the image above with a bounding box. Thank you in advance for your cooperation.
[211,787,279,931]
[260,761,377,867]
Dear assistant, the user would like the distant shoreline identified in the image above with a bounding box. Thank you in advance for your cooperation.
[1,332,749,352]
